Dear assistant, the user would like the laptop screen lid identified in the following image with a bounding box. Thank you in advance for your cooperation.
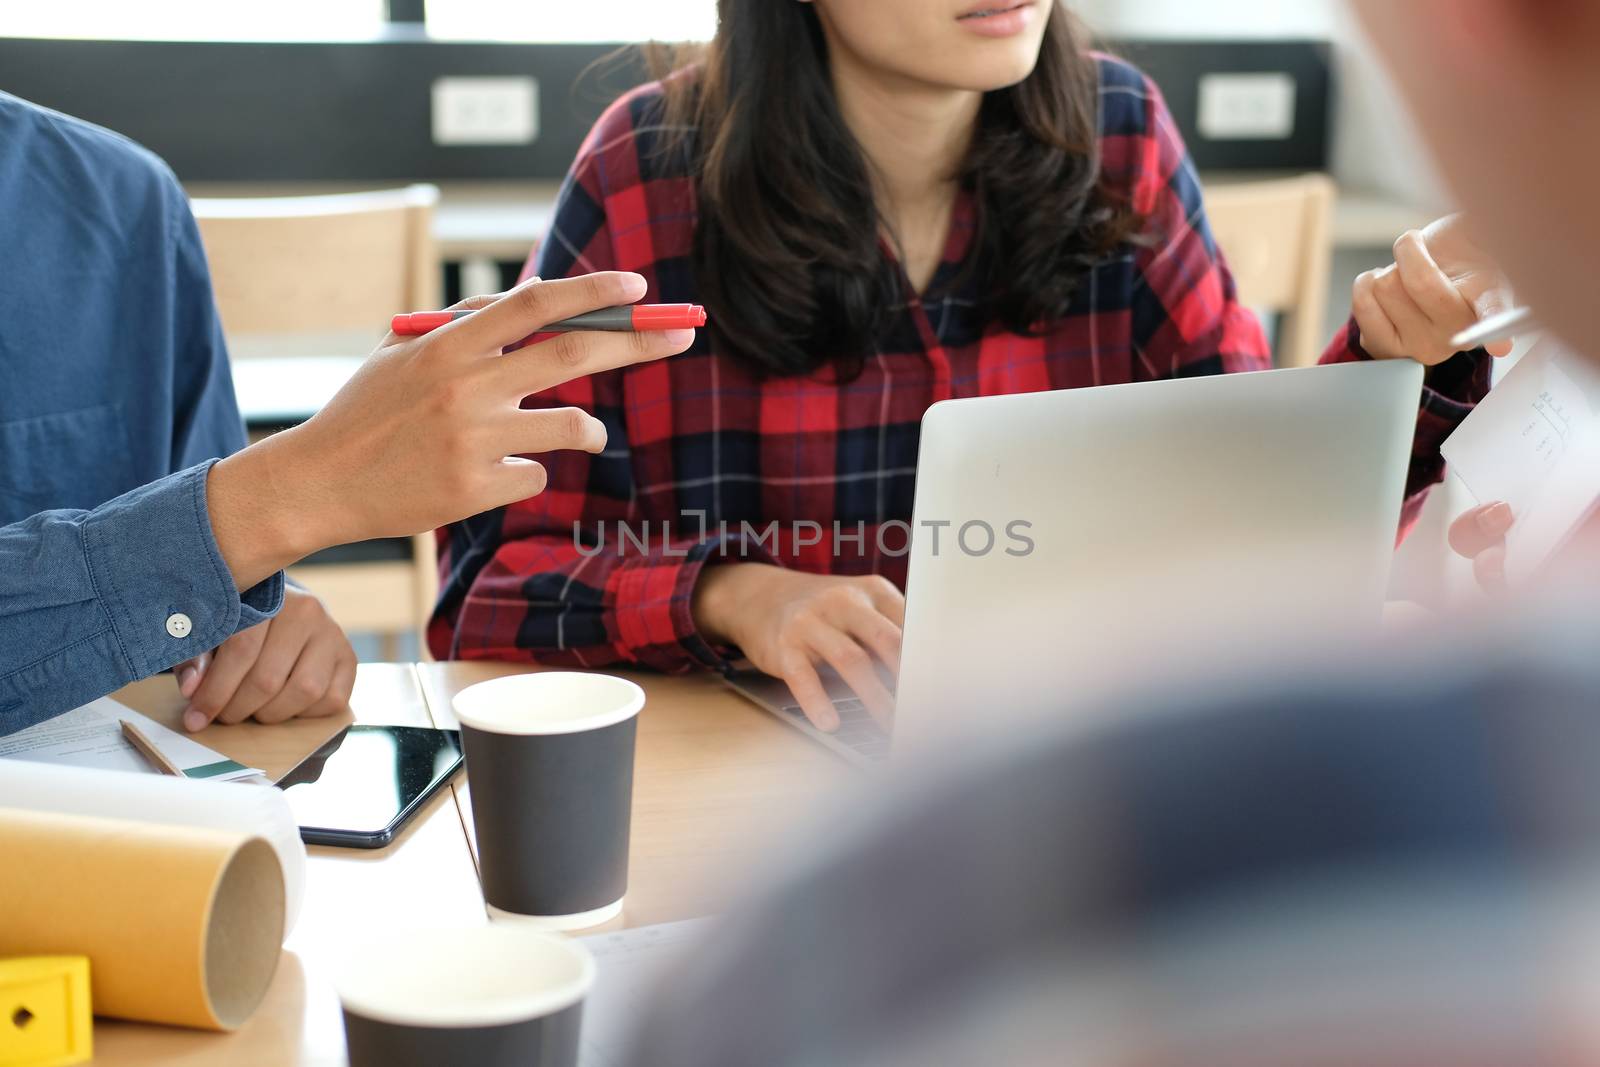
[892,359,1425,754]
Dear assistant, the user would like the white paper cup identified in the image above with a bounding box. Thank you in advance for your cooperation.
[337,924,595,1067]
[453,673,645,929]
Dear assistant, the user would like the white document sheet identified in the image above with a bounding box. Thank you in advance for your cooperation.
[1441,336,1600,583]
[0,696,263,781]
[579,918,715,1067]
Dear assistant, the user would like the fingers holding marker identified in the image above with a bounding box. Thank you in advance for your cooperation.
[395,272,699,401]
[443,277,539,320]
[489,456,551,506]
[390,276,705,350]
[446,272,650,353]
[209,269,699,591]
[501,327,696,396]
[382,289,507,347]
[507,406,610,457]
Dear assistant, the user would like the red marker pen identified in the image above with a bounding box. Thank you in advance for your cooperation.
[392,304,707,336]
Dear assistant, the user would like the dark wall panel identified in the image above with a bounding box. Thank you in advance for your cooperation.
[1118,39,1332,172]
[0,35,644,181]
[0,35,1329,182]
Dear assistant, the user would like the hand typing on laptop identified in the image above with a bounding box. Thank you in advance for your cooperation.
[693,564,903,732]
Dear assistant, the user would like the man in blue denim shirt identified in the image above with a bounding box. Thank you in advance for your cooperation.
[0,91,356,733]
[0,93,696,735]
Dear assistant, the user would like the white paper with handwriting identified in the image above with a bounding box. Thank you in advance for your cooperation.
[1442,336,1600,583]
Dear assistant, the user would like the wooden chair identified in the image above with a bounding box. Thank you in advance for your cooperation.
[1203,174,1337,369]
[191,185,442,659]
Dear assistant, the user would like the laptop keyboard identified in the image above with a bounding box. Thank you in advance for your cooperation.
[777,697,892,761]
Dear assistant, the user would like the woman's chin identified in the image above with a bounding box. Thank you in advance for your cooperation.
[940,53,1046,93]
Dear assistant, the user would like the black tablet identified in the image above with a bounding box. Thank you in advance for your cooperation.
[276,725,464,849]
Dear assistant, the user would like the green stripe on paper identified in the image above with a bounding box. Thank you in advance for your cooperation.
[183,759,247,779]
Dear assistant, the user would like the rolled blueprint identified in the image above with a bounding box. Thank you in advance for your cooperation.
[0,761,305,932]
[0,807,285,1030]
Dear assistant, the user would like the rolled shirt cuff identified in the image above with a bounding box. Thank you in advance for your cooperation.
[82,459,285,679]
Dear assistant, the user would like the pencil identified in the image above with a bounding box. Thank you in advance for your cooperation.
[1451,306,1540,351]
[120,719,184,777]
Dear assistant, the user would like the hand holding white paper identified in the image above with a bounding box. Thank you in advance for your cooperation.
[1442,336,1600,581]
[0,760,307,933]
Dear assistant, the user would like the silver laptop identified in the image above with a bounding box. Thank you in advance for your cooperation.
[726,360,1425,766]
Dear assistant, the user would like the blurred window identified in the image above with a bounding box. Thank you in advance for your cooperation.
[0,0,716,44]
[1,0,387,40]
[426,0,716,42]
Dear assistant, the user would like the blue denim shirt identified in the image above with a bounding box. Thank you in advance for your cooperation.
[0,92,283,733]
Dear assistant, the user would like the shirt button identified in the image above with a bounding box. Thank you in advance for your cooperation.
[165,613,193,639]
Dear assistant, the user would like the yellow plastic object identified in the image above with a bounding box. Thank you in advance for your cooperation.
[0,956,92,1067]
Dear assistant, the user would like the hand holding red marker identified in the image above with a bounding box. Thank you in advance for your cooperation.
[203,271,697,603]
[393,303,707,336]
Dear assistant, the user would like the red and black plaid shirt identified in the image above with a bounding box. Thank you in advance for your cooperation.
[429,56,1489,670]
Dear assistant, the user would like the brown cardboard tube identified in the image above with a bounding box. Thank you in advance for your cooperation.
[0,807,285,1031]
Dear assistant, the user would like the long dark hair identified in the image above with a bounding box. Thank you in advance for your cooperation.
[657,1,1139,379]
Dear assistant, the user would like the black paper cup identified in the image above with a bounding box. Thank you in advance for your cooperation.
[454,672,646,929]
[336,924,595,1067]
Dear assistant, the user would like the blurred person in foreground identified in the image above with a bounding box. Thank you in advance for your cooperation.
[1403,2,1600,589]
[622,628,1600,1067]
[612,0,1600,1062]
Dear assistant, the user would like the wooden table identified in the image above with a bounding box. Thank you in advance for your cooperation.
[89,661,845,1064]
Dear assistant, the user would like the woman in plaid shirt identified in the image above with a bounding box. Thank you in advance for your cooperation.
[432,0,1505,729]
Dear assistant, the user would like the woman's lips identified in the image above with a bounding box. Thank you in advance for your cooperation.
[955,2,1036,39]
